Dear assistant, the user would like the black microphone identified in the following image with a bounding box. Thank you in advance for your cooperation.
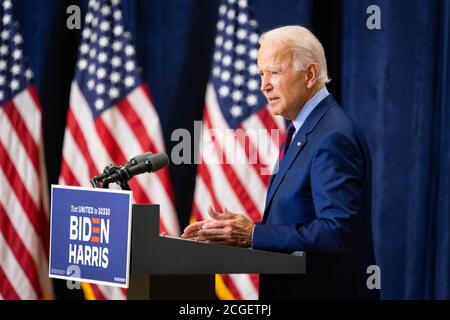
[91,152,154,187]
[93,163,120,181]
[125,152,153,168]
[90,163,121,187]
[102,153,169,186]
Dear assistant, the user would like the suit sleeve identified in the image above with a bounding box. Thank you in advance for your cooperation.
[252,131,366,254]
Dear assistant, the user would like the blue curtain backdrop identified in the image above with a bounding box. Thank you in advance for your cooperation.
[342,0,450,299]
[10,0,449,299]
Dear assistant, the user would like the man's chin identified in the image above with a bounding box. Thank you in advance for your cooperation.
[269,104,281,115]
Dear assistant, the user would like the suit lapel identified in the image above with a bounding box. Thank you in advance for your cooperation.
[263,95,337,214]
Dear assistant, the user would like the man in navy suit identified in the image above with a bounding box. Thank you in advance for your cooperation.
[182,26,377,299]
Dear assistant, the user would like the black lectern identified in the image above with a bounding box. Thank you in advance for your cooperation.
[128,204,306,300]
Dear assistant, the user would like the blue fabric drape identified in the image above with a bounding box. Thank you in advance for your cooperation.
[342,0,450,299]
[433,0,450,300]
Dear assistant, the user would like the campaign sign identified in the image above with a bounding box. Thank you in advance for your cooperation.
[49,185,132,288]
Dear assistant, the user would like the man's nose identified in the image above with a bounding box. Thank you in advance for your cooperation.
[260,76,271,92]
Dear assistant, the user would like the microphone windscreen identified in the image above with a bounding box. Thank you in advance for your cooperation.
[149,153,169,171]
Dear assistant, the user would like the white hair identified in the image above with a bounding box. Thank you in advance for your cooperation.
[259,25,331,84]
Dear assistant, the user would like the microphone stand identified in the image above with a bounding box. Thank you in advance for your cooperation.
[90,164,131,191]
[102,179,131,191]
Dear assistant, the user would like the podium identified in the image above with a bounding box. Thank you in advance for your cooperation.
[128,204,306,299]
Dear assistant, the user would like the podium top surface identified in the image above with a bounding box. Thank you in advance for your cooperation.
[130,205,305,275]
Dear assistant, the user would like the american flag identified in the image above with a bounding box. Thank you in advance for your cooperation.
[191,0,285,300]
[59,0,179,300]
[0,0,53,299]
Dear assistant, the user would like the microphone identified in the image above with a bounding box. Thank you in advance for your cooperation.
[102,153,169,187]
[90,152,153,188]
[125,152,153,168]
[90,163,121,187]
[92,163,120,181]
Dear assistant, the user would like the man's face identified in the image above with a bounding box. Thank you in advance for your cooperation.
[257,42,308,120]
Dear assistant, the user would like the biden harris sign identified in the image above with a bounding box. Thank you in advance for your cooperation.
[49,185,132,288]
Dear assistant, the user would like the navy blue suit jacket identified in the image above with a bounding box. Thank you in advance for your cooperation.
[252,95,378,299]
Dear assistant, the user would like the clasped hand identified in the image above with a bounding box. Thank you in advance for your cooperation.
[181,206,255,247]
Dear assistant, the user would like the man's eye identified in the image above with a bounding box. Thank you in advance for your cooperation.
[271,71,279,75]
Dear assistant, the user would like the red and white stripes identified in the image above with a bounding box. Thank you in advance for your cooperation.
[59,82,179,299]
[0,87,53,300]
[192,84,285,300]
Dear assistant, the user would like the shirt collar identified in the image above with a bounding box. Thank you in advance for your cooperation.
[292,86,329,134]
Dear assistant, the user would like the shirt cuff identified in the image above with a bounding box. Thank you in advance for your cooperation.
[250,222,260,248]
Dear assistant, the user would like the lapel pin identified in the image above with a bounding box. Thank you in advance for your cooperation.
[297,142,301,146]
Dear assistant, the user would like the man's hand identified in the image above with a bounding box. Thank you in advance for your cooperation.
[181,206,255,247]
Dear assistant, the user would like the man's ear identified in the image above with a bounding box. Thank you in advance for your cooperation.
[305,63,318,88]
